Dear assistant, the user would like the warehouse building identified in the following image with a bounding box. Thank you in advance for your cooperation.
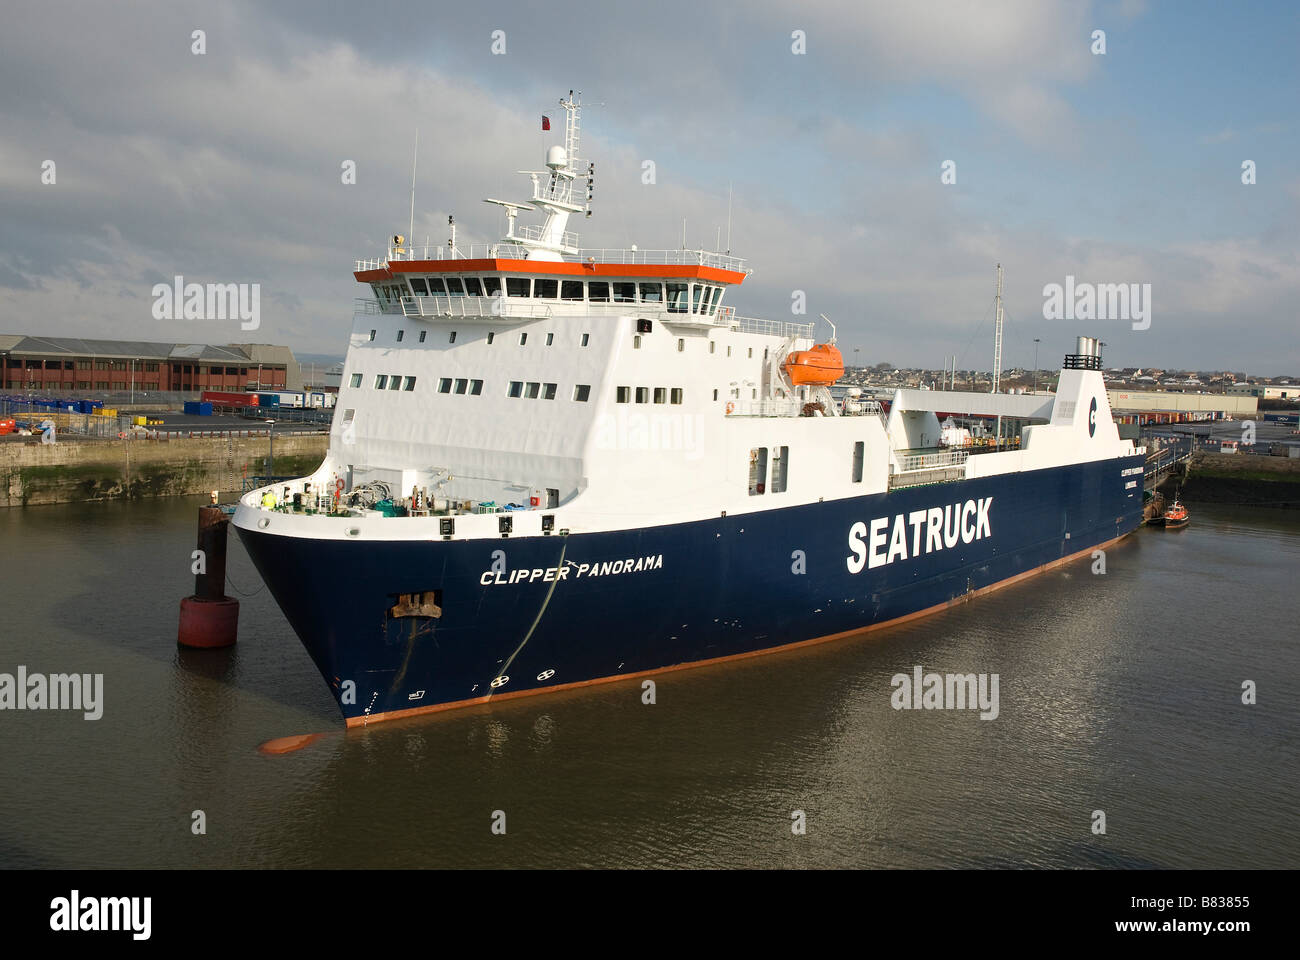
[0,336,302,393]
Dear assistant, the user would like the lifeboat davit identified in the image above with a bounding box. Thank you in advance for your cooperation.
[782,343,844,386]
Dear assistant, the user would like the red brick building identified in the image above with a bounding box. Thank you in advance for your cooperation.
[0,336,302,394]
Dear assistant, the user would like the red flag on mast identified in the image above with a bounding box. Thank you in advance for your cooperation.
[541,116,551,131]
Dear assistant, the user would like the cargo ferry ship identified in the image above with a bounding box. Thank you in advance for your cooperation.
[233,93,1145,726]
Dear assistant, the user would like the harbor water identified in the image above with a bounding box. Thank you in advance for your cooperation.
[0,496,1296,868]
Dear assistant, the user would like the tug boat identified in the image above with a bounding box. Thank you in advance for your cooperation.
[1161,499,1189,528]
[232,92,1147,727]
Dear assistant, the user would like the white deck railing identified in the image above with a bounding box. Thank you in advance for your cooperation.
[894,449,970,473]
[357,245,749,273]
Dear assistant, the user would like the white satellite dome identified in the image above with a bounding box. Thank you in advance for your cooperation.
[546,145,568,169]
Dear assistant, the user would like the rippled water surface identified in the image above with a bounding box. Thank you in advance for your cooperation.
[1,496,1296,868]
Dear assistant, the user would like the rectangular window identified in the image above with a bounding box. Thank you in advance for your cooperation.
[561,280,584,301]
[542,382,557,400]
[77,381,89,389]
[748,347,753,358]
[519,333,528,346]
[533,278,558,299]
[464,277,483,296]
[506,277,531,297]
[852,442,864,483]
[427,278,447,295]
[524,382,540,399]
[771,446,789,493]
[470,379,483,395]
[616,386,630,403]
[374,375,388,389]
[633,335,642,349]
[419,331,427,343]
[369,330,376,341]
[449,331,457,343]
[397,330,404,342]
[546,332,554,346]
[350,373,362,388]
[666,283,688,313]
[713,389,718,401]
[671,388,683,404]
[612,282,636,303]
[438,378,452,393]
[508,381,523,398]
[486,332,495,344]
[581,333,590,347]
[389,375,402,390]
[709,286,722,314]
[691,284,705,313]
[635,387,649,404]
[77,360,90,370]
[445,278,464,296]
[454,378,468,394]
[749,448,768,496]
[410,278,428,295]
[653,387,667,404]
[709,341,716,354]
[404,376,417,391]
[677,338,685,352]
[639,282,663,302]
[727,346,732,357]
[573,384,591,402]
[588,281,609,303]
[482,276,501,297]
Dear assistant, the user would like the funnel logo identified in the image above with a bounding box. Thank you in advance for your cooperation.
[1089,397,1098,437]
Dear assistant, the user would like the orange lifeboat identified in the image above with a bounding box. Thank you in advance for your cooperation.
[782,343,844,386]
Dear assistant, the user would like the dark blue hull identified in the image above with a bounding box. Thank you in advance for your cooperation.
[237,455,1144,724]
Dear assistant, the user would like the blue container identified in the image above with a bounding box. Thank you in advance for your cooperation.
[183,401,200,415]
[199,402,213,416]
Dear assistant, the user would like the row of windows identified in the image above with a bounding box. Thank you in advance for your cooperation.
[367,328,592,348]
[749,446,790,496]
[508,381,592,402]
[614,386,684,405]
[5,359,166,371]
[378,278,725,316]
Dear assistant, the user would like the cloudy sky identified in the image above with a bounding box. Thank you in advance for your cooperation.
[3,0,1297,374]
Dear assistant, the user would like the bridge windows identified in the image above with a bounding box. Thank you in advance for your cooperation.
[506,277,531,297]
[588,282,610,303]
[613,282,636,303]
[482,277,502,297]
[639,282,662,303]
[445,278,464,296]
[709,287,722,314]
[464,277,483,296]
[561,280,584,301]
[427,278,447,295]
[533,278,558,299]
[666,283,688,313]
[691,284,705,313]
[410,279,428,295]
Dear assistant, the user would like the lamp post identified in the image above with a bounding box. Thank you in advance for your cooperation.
[1033,339,1040,393]
[265,419,275,479]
